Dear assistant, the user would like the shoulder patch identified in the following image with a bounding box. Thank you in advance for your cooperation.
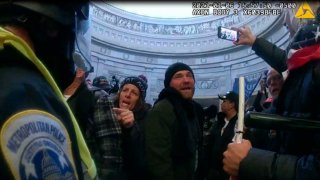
[1,110,78,179]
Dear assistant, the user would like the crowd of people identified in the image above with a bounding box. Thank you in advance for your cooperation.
[1,1,320,180]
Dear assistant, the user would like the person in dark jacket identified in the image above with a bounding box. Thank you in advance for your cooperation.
[233,25,288,73]
[248,70,269,112]
[91,75,110,101]
[203,104,218,148]
[203,104,218,132]
[144,62,204,180]
[246,68,284,151]
[0,2,97,179]
[93,75,149,180]
[203,91,241,180]
[117,76,150,180]
[223,11,320,180]
[232,5,320,74]
[92,75,111,92]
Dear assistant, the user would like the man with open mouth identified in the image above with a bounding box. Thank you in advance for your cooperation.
[144,62,204,180]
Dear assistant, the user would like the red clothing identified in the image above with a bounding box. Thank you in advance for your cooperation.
[287,44,320,71]
[265,97,273,103]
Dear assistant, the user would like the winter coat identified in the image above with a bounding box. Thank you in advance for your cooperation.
[0,27,96,179]
[239,42,320,179]
[204,113,238,180]
[122,104,150,180]
[252,37,287,73]
[144,88,204,180]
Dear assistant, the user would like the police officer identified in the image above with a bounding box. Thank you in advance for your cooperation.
[0,2,97,179]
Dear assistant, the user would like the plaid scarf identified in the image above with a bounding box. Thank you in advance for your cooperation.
[93,95,123,177]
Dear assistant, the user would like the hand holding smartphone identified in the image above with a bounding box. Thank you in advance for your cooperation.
[218,26,239,42]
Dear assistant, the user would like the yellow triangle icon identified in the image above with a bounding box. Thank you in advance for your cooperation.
[295,2,315,19]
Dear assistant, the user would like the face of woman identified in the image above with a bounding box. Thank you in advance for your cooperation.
[119,84,140,110]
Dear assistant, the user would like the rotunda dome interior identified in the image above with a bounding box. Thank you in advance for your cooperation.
[86,1,305,107]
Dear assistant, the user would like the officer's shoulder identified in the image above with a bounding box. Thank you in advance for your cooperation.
[1,66,47,92]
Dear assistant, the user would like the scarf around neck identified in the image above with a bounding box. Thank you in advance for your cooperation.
[156,87,201,157]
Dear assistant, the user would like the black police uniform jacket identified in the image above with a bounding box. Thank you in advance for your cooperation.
[0,28,95,179]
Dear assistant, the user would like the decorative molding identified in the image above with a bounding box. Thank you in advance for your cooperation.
[92,4,251,36]
[196,79,220,89]
[91,2,284,55]
[89,3,290,104]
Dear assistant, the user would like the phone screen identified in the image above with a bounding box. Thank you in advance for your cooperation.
[218,26,238,41]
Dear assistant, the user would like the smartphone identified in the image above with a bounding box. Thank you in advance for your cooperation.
[218,26,239,41]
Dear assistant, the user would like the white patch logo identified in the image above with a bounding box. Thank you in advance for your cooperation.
[1,110,77,179]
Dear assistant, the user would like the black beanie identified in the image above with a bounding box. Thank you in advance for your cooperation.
[164,62,194,88]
